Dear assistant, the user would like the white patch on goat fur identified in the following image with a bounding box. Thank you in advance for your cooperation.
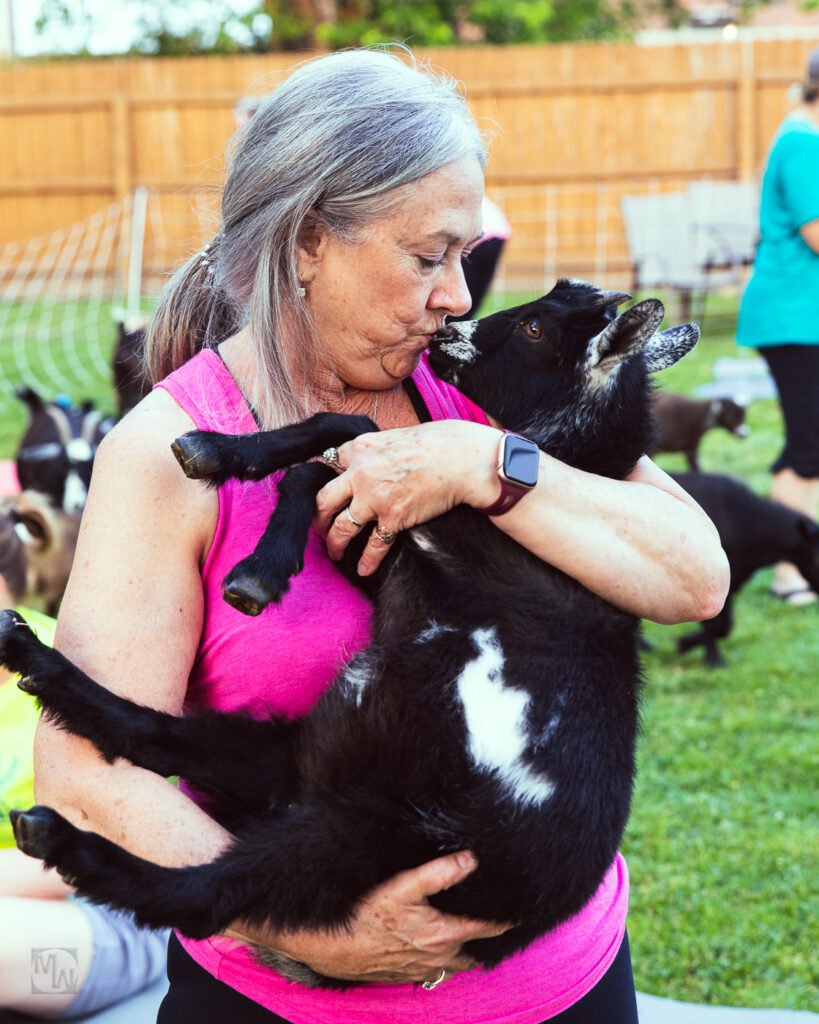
[409,528,442,557]
[457,628,555,806]
[436,320,479,363]
[342,656,375,707]
[414,620,456,644]
[62,471,88,515]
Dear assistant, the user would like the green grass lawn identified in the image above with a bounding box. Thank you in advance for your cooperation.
[1,287,816,1010]
[490,286,817,1010]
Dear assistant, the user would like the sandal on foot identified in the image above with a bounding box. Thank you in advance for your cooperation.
[769,586,817,606]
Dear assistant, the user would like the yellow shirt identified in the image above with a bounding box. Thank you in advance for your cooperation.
[0,608,56,848]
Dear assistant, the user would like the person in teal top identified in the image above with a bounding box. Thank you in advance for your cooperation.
[736,48,819,605]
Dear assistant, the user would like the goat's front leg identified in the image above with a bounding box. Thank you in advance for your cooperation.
[171,412,376,485]
[0,611,300,809]
[222,462,336,616]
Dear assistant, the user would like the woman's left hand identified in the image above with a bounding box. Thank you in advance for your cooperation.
[314,421,501,576]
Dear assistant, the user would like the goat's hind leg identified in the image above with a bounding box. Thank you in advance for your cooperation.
[11,806,254,939]
[13,793,416,965]
[222,461,336,616]
[172,412,376,485]
[0,610,299,808]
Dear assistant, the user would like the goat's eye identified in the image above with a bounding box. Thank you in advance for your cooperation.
[524,319,542,340]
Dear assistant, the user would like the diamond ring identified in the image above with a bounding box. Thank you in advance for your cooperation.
[322,447,343,471]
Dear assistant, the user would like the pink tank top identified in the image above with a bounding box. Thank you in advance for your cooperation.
[157,349,628,1023]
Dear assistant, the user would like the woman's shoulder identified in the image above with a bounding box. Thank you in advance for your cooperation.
[91,387,215,531]
[97,387,195,471]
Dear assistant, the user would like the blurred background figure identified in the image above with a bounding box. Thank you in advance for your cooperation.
[451,195,512,321]
[233,93,266,130]
[0,489,168,1020]
[736,47,819,606]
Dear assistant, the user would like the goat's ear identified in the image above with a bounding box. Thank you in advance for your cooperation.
[15,387,44,415]
[588,298,665,369]
[643,323,700,372]
[13,509,52,553]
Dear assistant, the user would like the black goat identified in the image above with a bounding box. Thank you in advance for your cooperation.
[649,393,748,471]
[112,315,151,417]
[671,471,819,667]
[1,281,698,988]
[15,388,114,516]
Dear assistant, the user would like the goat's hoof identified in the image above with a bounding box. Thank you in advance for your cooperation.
[11,806,61,860]
[222,577,274,617]
[171,433,222,480]
[0,609,32,667]
[16,674,42,698]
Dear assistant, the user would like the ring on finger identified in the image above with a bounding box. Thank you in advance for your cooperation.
[422,969,448,991]
[343,505,364,528]
[374,524,397,545]
[322,447,343,471]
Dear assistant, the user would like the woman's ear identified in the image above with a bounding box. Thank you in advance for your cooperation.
[296,211,329,285]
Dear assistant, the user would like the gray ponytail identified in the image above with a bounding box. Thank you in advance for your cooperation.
[146,47,487,428]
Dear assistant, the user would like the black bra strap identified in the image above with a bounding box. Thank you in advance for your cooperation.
[403,377,433,424]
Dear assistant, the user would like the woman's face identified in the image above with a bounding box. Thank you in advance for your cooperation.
[301,154,485,391]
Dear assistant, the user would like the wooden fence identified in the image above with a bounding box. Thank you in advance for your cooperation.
[1,36,817,292]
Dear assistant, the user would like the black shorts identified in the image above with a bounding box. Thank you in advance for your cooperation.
[156,931,638,1024]
[758,344,819,479]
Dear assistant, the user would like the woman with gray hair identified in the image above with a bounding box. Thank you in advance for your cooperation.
[33,48,727,1022]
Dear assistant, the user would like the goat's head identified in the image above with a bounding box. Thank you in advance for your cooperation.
[0,490,80,612]
[429,279,699,471]
[714,398,749,438]
[15,388,115,516]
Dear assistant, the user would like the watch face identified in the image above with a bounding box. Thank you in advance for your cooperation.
[503,435,539,489]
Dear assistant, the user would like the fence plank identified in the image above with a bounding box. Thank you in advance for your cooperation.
[1,37,816,289]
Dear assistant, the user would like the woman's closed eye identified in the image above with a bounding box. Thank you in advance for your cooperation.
[418,255,447,270]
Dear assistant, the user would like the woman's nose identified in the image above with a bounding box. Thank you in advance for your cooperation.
[431,260,472,318]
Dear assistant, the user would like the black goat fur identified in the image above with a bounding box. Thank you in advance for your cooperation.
[671,471,819,667]
[1,280,699,989]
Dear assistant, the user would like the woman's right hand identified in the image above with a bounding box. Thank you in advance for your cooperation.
[223,851,512,986]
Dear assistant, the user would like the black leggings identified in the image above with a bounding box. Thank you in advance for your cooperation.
[156,931,638,1023]
[758,344,819,478]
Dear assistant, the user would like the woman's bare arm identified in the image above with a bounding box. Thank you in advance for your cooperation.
[799,217,819,253]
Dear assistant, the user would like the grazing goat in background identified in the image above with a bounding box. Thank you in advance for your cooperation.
[650,392,748,470]
[2,281,699,989]
[671,471,819,666]
[0,490,79,616]
[112,314,151,417]
[15,388,114,516]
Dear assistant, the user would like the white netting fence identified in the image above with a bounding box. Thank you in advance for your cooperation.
[0,188,209,416]
[0,177,753,421]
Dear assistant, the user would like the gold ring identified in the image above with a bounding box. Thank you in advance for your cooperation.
[322,447,343,471]
[343,506,363,528]
[422,969,447,991]
[374,525,397,545]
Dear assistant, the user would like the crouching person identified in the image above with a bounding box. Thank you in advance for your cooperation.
[0,590,169,1019]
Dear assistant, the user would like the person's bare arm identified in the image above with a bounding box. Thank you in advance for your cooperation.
[34,389,504,985]
[315,420,729,623]
[799,217,819,253]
